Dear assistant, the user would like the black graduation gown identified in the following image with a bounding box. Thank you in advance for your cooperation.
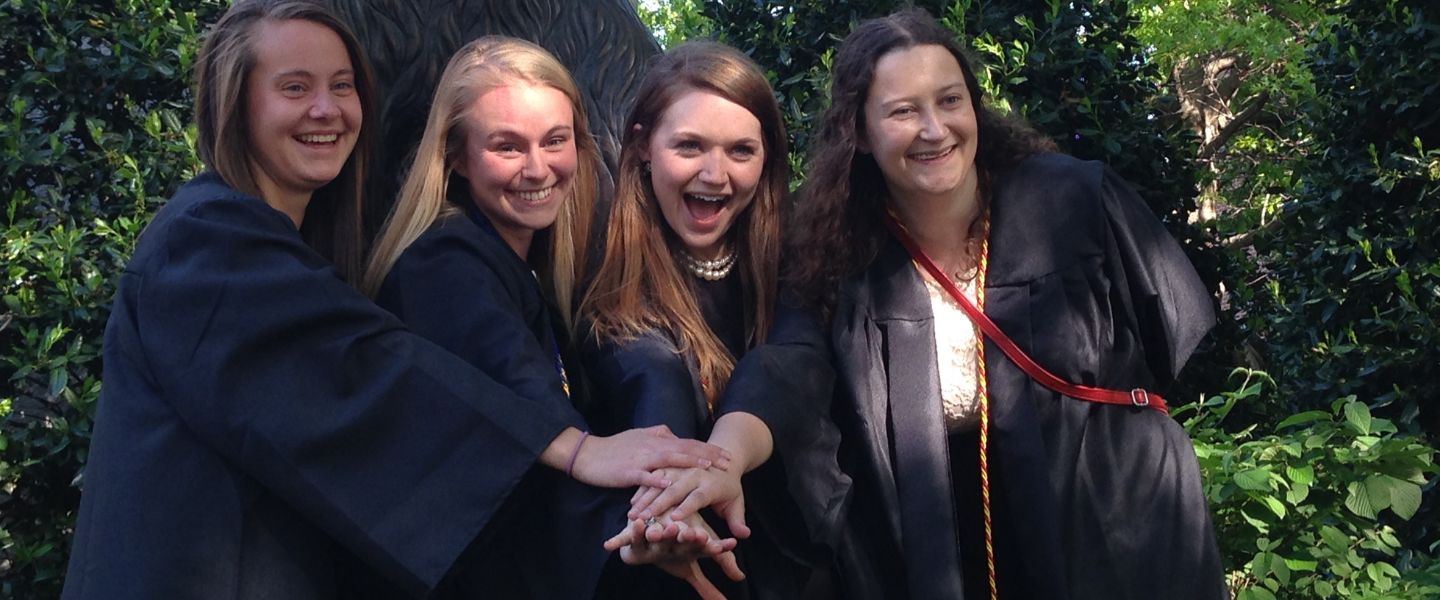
[831,153,1226,600]
[62,173,583,600]
[374,203,624,598]
[581,279,851,600]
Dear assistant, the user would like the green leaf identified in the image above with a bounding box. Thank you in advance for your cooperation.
[1344,401,1372,434]
[1286,465,1315,486]
[1261,495,1287,519]
[1235,468,1273,491]
[1238,586,1277,600]
[1276,410,1329,430]
[1388,479,1422,520]
[1346,481,1377,518]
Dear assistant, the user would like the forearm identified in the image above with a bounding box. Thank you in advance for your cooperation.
[707,412,772,474]
[540,426,586,471]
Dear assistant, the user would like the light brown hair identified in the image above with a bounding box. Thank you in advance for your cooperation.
[194,0,377,283]
[580,41,789,405]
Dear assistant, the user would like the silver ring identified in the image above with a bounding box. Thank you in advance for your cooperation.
[644,516,661,527]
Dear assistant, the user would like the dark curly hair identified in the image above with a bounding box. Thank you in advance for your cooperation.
[786,7,1054,312]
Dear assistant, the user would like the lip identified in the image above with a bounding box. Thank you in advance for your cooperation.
[682,192,729,230]
[296,132,343,145]
[907,144,955,163]
[511,185,557,203]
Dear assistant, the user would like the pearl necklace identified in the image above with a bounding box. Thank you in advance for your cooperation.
[678,248,736,281]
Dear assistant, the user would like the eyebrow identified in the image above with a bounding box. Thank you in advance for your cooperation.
[271,68,354,80]
[483,125,574,141]
[875,82,968,107]
[669,129,761,146]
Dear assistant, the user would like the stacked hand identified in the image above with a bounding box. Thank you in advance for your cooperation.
[604,511,746,600]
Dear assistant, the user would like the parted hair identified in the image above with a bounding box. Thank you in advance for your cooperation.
[361,36,601,328]
[580,41,789,406]
[787,7,1055,311]
[194,0,377,283]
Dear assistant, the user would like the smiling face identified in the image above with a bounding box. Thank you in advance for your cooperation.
[860,44,979,211]
[244,18,361,217]
[643,89,765,261]
[454,82,578,258]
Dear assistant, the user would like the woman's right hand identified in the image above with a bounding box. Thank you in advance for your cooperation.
[565,425,734,489]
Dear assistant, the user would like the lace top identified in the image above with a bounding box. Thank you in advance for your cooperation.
[916,262,984,432]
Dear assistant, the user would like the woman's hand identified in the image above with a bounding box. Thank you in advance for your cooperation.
[545,426,733,489]
[629,466,749,539]
[604,514,746,599]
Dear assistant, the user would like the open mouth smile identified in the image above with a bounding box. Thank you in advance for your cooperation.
[908,145,955,163]
[297,133,340,145]
[513,185,556,203]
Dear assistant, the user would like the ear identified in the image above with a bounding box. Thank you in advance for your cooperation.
[452,155,469,179]
[633,123,650,162]
[855,131,871,155]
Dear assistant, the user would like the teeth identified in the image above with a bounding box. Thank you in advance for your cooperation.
[686,194,726,203]
[299,134,338,143]
[515,187,552,202]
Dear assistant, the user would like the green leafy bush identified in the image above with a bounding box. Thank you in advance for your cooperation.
[1183,370,1440,599]
[1242,0,1440,430]
[0,1,222,597]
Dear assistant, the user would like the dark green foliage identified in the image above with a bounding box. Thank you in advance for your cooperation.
[0,1,223,596]
[1184,370,1440,599]
[1244,0,1439,430]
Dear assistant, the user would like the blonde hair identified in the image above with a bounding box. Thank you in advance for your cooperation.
[194,0,376,283]
[362,36,600,327]
[580,42,788,406]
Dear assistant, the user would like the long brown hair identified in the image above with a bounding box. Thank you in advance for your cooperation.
[361,36,601,327]
[580,42,789,405]
[194,0,377,283]
[787,7,1054,311]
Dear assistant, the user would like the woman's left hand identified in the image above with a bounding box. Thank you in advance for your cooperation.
[629,466,749,539]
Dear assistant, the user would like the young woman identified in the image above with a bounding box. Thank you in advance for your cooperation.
[790,9,1226,600]
[61,3,729,598]
[362,36,741,597]
[581,42,848,599]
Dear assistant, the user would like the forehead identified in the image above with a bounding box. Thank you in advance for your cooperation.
[653,89,762,139]
[866,44,967,103]
[464,83,574,132]
[248,19,354,77]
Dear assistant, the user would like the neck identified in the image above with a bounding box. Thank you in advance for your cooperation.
[889,180,982,268]
[258,182,310,229]
[499,229,533,261]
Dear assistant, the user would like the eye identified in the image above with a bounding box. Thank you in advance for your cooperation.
[730,143,758,160]
[545,134,570,149]
[941,94,965,106]
[493,143,521,156]
[889,106,916,118]
[674,139,702,154]
[331,80,356,95]
[281,82,307,96]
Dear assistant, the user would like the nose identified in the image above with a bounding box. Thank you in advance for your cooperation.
[309,91,341,120]
[521,148,548,180]
[918,109,944,141]
[698,149,727,186]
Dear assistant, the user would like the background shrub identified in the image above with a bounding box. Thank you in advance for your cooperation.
[0,1,223,597]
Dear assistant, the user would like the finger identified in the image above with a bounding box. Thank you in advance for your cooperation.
[636,469,672,489]
[719,496,750,539]
[645,424,676,439]
[683,561,728,600]
[667,486,714,523]
[638,477,698,519]
[713,550,746,582]
[603,526,634,552]
[631,484,670,518]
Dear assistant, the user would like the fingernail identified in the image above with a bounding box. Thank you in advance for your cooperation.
[698,459,712,468]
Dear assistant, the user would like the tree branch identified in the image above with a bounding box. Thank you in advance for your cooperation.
[1200,91,1272,158]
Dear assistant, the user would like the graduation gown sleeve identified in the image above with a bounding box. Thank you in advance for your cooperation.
[374,213,625,599]
[63,174,580,599]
